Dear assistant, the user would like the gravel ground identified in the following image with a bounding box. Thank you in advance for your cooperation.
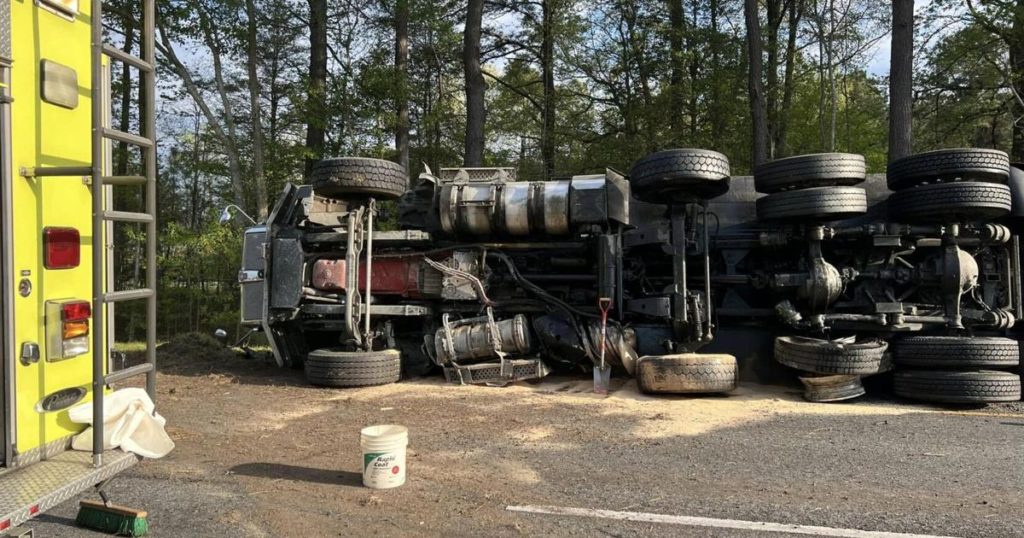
[21,348,1024,537]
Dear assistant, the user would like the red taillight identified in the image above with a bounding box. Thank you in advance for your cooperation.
[62,301,91,322]
[43,227,80,269]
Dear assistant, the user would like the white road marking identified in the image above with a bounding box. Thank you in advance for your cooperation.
[506,505,962,538]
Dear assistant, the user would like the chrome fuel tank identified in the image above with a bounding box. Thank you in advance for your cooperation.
[439,180,571,236]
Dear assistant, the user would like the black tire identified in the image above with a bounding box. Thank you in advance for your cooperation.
[305,349,401,387]
[753,153,866,193]
[756,186,867,221]
[629,149,730,203]
[310,157,408,200]
[887,148,1010,190]
[887,182,1011,223]
[894,336,1020,369]
[774,336,889,375]
[893,370,1021,404]
[635,353,738,394]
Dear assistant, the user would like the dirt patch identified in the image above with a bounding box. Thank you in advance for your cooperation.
[155,332,245,366]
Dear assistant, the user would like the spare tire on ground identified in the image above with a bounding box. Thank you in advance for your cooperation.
[756,186,867,221]
[629,149,730,203]
[310,157,408,200]
[305,348,402,387]
[887,182,1011,223]
[753,153,866,193]
[886,148,1010,191]
[893,370,1021,404]
[894,336,1020,369]
[635,353,738,394]
[774,336,889,375]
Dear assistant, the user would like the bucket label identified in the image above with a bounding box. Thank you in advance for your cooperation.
[364,452,400,475]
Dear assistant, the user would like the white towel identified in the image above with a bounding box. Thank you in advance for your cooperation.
[69,387,175,459]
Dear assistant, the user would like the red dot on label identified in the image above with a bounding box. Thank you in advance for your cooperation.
[392,466,400,475]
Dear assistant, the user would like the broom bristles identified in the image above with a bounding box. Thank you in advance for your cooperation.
[76,501,149,537]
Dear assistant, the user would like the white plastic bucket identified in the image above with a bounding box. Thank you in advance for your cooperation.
[360,425,408,489]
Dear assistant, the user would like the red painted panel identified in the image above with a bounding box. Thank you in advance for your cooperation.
[311,258,423,297]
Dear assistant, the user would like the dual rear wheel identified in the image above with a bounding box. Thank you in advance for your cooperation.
[753,153,868,222]
[773,335,1021,404]
[886,149,1012,223]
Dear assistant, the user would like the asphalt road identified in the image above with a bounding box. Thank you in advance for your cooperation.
[19,359,1024,538]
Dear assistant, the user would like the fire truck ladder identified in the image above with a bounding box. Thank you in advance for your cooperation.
[89,0,158,467]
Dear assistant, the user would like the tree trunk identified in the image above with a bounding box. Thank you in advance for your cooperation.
[395,0,410,173]
[888,0,914,162]
[668,0,685,142]
[245,0,268,218]
[688,0,699,141]
[116,5,135,176]
[827,0,837,151]
[776,0,800,157]
[745,0,769,167]
[305,0,328,177]
[710,0,722,147]
[765,0,783,159]
[1010,4,1024,161]
[541,0,557,179]
[463,0,486,167]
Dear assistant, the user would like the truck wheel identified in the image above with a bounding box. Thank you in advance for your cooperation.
[774,336,889,375]
[305,349,402,387]
[887,182,1011,222]
[887,148,1010,191]
[635,353,738,394]
[629,148,730,203]
[893,370,1021,404]
[755,186,867,221]
[753,153,865,194]
[894,336,1020,369]
[310,157,408,200]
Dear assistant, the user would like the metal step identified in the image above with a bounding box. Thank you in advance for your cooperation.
[0,450,138,531]
[101,175,147,186]
[443,359,551,386]
[101,44,153,73]
[104,362,154,385]
[100,127,153,149]
[102,210,153,223]
[103,288,154,303]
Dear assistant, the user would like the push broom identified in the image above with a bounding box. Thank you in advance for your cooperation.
[76,493,149,536]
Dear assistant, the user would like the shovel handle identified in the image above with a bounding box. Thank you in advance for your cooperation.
[598,297,612,369]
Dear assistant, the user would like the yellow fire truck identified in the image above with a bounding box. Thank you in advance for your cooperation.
[0,0,156,531]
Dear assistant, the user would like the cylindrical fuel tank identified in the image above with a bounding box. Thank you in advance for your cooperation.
[434,314,533,364]
[439,181,570,236]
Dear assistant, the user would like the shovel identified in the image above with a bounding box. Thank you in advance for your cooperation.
[593,298,613,395]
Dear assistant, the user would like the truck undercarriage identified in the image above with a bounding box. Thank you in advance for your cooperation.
[241,148,1023,404]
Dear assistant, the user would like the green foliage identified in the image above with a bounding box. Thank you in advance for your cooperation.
[124,221,243,339]
[914,22,1014,152]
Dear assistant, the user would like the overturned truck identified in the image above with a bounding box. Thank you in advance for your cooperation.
[238,148,1024,404]
[242,151,731,392]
